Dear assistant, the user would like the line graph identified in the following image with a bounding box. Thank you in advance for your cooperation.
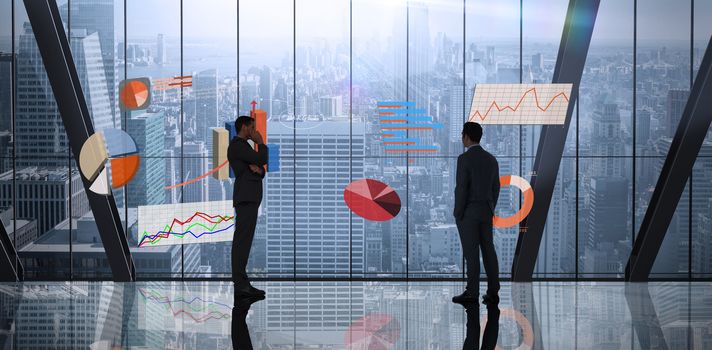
[138,288,231,323]
[165,160,229,189]
[138,201,235,247]
[468,84,573,124]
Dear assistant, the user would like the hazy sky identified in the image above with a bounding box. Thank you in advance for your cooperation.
[3,0,710,47]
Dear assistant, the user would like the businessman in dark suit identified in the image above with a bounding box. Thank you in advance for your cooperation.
[452,122,500,305]
[228,115,268,297]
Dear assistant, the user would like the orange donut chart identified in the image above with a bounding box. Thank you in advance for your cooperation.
[493,175,534,228]
[480,308,534,350]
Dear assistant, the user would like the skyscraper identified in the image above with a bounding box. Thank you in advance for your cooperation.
[266,121,365,276]
[182,141,209,203]
[72,30,114,131]
[532,53,544,72]
[665,89,689,139]
[127,111,166,207]
[0,167,87,236]
[0,53,12,133]
[586,177,628,273]
[259,66,273,116]
[65,0,116,124]
[318,95,343,117]
[194,69,218,145]
[16,23,113,166]
[590,103,625,177]
[156,34,166,65]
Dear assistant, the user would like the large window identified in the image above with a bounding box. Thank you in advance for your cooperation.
[1,0,711,280]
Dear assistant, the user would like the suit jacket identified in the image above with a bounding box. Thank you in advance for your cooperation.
[453,145,500,221]
[228,137,268,206]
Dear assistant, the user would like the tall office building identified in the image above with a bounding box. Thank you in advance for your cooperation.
[448,85,464,146]
[15,283,124,348]
[532,53,544,72]
[586,177,628,273]
[194,69,218,145]
[259,66,273,116]
[266,121,365,276]
[240,75,259,114]
[0,53,12,133]
[16,23,114,166]
[590,103,626,177]
[0,167,87,236]
[664,89,689,139]
[182,141,209,203]
[64,0,117,124]
[318,95,343,117]
[72,30,114,131]
[156,34,166,65]
[127,111,166,207]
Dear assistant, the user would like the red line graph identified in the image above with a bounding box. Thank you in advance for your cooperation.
[140,211,232,246]
[470,87,570,122]
[165,160,229,189]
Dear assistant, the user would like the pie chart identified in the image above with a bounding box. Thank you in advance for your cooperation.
[119,78,151,111]
[344,313,400,350]
[343,179,401,221]
[79,128,140,195]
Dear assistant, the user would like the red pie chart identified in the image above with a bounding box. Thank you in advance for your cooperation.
[119,78,151,111]
[345,313,400,350]
[344,179,401,221]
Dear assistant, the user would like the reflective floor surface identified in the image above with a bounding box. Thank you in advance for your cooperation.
[0,281,709,349]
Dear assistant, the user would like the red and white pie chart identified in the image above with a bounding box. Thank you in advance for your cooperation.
[345,313,400,350]
[343,179,401,221]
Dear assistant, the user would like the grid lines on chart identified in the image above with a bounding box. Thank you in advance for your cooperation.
[468,83,573,125]
[137,200,235,247]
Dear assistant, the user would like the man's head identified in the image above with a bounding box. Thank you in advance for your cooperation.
[461,122,483,147]
[235,115,255,139]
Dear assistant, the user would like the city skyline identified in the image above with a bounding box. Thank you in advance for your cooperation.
[1,0,712,280]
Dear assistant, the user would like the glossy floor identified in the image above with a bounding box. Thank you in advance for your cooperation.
[0,282,708,349]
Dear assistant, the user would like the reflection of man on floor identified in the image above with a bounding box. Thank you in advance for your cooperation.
[228,116,268,297]
[452,122,501,306]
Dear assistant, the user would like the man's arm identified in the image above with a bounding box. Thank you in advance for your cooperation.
[491,159,500,210]
[229,140,268,167]
[453,155,469,220]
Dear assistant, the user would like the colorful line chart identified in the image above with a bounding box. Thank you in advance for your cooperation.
[377,101,443,153]
[138,288,231,323]
[468,83,573,124]
[137,287,233,335]
[137,200,235,248]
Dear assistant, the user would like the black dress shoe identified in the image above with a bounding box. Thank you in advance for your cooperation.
[235,283,264,298]
[482,294,499,305]
[452,290,478,303]
[250,285,266,295]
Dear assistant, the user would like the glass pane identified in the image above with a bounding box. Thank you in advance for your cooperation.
[578,157,633,278]
[521,0,569,157]
[353,0,406,158]
[360,157,407,277]
[694,1,712,145]
[466,0,520,157]
[408,157,461,278]
[580,0,633,158]
[126,0,181,278]
[0,0,11,158]
[636,0,691,157]
[691,157,712,277]
[353,0,407,277]
[240,0,294,278]
[532,157,576,278]
[180,0,238,278]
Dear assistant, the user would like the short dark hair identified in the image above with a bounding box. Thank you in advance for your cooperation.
[235,115,254,133]
[462,122,483,143]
